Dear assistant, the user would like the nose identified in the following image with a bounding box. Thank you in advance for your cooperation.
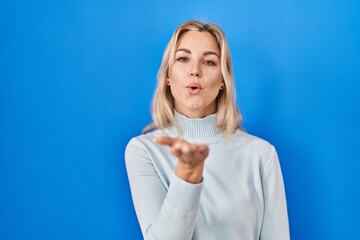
[190,71,201,77]
[189,62,202,78]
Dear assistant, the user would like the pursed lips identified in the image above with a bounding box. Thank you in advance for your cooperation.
[186,83,203,94]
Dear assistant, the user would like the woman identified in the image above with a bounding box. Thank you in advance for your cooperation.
[125,20,289,240]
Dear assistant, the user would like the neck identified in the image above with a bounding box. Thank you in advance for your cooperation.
[164,111,225,144]
[174,106,216,119]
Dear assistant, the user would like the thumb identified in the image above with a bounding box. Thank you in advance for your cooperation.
[154,135,176,147]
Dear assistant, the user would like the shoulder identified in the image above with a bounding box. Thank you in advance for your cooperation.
[124,131,159,168]
[227,130,278,172]
[231,129,275,153]
[125,129,167,154]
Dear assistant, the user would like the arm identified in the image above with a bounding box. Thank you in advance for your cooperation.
[125,136,208,240]
[260,148,290,240]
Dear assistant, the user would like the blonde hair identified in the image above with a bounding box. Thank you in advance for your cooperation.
[144,20,242,136]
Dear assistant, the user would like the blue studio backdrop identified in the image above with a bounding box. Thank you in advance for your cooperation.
[1,1,359,239]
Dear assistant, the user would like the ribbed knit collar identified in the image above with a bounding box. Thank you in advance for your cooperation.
[164,111,225,144]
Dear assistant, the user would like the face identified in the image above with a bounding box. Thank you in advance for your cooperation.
[168,30,223,118]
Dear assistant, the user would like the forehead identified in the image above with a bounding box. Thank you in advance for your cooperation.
[177,31,220,54]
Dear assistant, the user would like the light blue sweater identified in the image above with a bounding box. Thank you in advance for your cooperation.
[125,112,290,240]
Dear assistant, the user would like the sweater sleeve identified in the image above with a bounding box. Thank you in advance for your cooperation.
[125,137,203,240]
[260,147,290,240]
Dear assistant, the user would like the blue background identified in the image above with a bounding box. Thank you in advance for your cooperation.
[1,0,359,239]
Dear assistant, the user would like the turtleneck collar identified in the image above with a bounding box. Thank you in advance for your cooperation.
[163,111,225,144]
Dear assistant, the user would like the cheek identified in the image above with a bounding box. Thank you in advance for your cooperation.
[208,71,223,87]
[169,63,187,80]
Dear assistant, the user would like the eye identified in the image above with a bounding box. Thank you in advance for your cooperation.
[203,60,216,66]
[176,57,189,62]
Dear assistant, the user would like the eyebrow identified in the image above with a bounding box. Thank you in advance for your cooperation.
[176,48,220,59]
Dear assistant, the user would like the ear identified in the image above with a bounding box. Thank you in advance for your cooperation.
[220,81,224,90]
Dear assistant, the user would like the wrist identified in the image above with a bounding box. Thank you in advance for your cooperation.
[175,162,204,184]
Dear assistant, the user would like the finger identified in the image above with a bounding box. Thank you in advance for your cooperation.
[182,143,192,154]
[197,144,209,156]
[154,135,176,146]
[175,140,196,155]
[188,144,196,153]
[171,141,183,157]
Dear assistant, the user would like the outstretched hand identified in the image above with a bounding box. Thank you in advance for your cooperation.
[155,135,209,165]
[155,135,209,183]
